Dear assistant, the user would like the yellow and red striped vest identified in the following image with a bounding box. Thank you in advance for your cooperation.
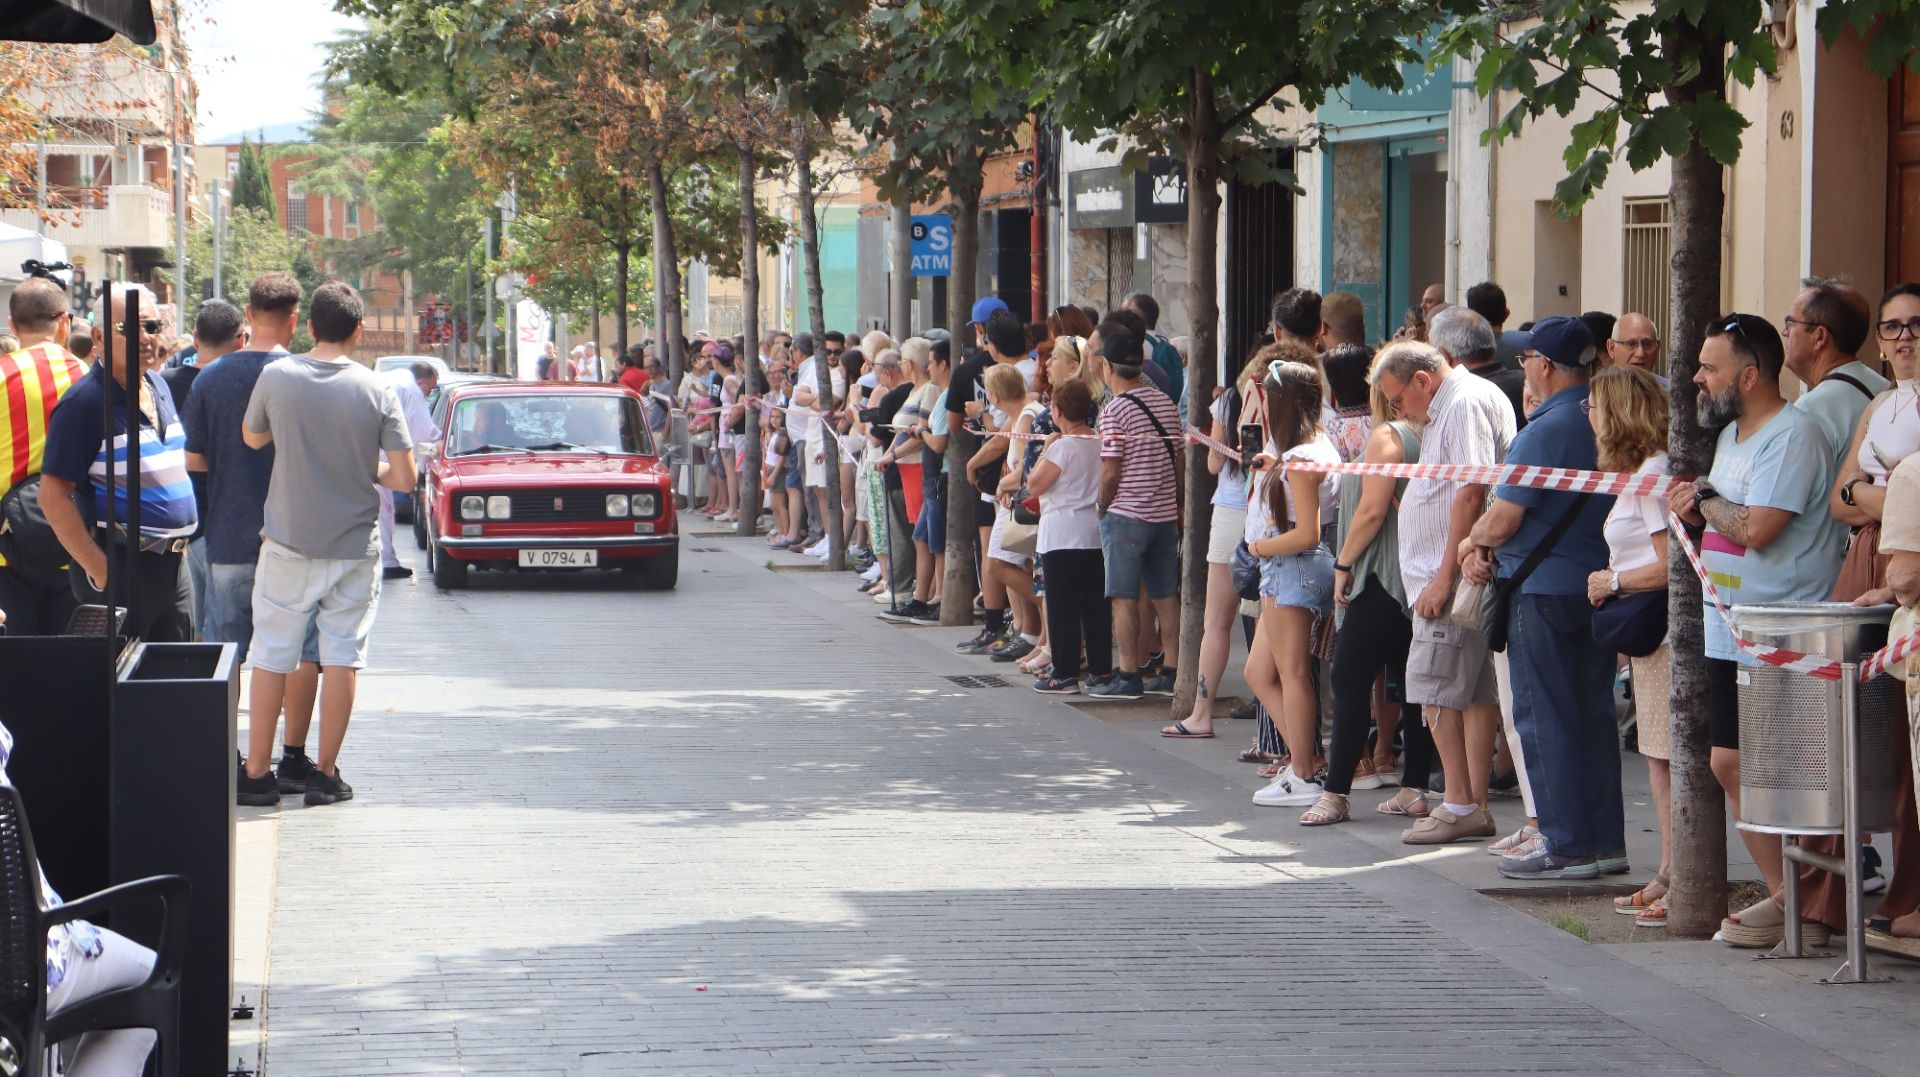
[0,341,87,566]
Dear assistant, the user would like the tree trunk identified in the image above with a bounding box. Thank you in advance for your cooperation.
[1171,71,1223,718]
[646,155,685,383]
[941,147,985,627]
[794,118,846,570]
[737,139,764,539]
[889,147,913,339]
[1662,21,1729,940]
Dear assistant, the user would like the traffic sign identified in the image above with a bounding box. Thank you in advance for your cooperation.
[909,214,952,277]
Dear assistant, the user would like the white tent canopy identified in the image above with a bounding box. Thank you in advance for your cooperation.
[0,221,70,285]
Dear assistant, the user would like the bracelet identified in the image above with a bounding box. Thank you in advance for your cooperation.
[1333,562,1353,573]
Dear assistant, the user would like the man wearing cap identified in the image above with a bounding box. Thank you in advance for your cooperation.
[1462,316,1620,880]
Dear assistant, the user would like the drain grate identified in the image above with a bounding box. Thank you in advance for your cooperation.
[944,674,1011,689]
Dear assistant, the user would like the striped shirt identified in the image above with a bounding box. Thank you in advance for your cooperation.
[0,342,86,567]
[1397,367,1515,599]
[41,365,198,543]
[1100,385,1181,524]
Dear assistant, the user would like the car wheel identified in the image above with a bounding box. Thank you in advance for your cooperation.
[637,543,678,591]
[430,533,467,589]
[412,494,429,550]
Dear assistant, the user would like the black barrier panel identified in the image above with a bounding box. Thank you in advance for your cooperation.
[114,641,237,1077]
[0,634,116,900]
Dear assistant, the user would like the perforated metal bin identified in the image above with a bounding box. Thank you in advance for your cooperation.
[1731,602,1900,835]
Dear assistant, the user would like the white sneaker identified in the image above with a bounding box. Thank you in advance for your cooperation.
[860,564,882,582]
[1252,769,1325,807]
[803,540,828,557]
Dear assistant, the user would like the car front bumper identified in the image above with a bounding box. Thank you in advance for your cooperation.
[437,533,677,562]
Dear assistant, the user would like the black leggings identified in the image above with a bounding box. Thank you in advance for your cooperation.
[1041,548,1111,680]
[1325,579,1432,796]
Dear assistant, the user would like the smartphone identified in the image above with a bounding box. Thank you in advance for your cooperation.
[1239,424,1263,471]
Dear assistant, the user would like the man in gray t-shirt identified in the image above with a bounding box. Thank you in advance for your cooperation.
[237,282,417,808]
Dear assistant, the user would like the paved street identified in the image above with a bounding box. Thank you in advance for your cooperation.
[233,532,1906,1076]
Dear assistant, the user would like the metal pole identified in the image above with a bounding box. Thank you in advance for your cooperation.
[123,289,143,639]
[169,66,186,330]
[464,247,475,372]
[209,181,223,299]
[1833,661,1870,982]
[483,217,496,374]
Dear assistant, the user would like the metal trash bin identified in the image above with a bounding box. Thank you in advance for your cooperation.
[1731,602,1899,835]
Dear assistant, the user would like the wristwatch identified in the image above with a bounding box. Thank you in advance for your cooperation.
[1608,571,1621,596]
[1841,477,1864,507]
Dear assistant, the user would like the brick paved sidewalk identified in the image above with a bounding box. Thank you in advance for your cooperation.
[234,536,1891,1075]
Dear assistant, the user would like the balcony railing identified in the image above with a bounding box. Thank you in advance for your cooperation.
[0,183,173,250]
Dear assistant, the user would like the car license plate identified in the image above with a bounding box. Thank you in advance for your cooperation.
[518,549,597,568]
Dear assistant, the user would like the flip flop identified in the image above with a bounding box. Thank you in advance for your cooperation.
[1160,722,1215,739]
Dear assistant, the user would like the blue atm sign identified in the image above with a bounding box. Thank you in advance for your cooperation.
[910,214,952,277]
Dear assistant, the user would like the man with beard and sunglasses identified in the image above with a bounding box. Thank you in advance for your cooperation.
[1668,313,1849,947]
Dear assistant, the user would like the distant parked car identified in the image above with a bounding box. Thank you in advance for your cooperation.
[419,382,677,590]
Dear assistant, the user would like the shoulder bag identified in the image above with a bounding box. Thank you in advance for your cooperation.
[1592,589,1668,657]
[1480,492,1592,653]
[0,476,69,583]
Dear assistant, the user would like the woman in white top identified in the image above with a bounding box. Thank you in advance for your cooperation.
[980,363,1047,663]
[1583,364,1673,927]
[1026,378,1109,692]
[1830,284,1920,589]
[1165,344,1277,739]
[1244,359,1341,809]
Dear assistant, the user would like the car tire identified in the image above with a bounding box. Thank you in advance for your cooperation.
[430,533,467,589]
[412,493,429,550]
[636,543,678,591]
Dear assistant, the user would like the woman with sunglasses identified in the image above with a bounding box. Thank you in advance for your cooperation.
[1244,355,1341,807]
[1795,282,1920,947]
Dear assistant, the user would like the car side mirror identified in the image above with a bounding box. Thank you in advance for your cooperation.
[419,440,442,459]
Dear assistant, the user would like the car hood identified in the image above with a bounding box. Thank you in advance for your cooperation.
[441,453,669,485]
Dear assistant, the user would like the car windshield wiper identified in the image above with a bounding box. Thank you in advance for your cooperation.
[524,441,610,455]
[452,443,530,456]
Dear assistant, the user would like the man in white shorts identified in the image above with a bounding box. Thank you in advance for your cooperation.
[1370,334,1514,844]
[239,282,415,807]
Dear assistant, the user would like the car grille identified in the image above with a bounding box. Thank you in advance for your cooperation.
[503,489,654,523]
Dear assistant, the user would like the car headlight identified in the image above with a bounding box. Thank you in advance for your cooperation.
[486,495,512,519]
[630,492,657,517]
[605,493,631,517]
[459,495,485,520]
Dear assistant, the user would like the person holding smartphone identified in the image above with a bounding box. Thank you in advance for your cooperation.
[1162,343,1278,738]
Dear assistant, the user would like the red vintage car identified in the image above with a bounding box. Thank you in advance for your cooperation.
[419,382,677,590]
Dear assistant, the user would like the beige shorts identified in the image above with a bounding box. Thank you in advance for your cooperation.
[1206,504,1247,565]
[1406,614,1498,712]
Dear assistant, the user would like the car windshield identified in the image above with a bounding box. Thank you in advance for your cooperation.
[448,395,652,456]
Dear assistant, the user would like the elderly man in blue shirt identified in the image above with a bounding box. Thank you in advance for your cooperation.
[1460,316,1622,881]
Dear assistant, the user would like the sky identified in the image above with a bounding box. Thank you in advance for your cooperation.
[181,0,359,142]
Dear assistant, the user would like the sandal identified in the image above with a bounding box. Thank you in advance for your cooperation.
[1160,721,1215,739]
[1018,647,1052,674]
[1633,898,1668,929]
[1257,760,1285,779]
[1719,895,1831,948]
[1300,792,1349,827]
[1375,789,1430,817]
[1614,873,1669,915]
[1237,748,1281,764]
[1865,918,1920,960]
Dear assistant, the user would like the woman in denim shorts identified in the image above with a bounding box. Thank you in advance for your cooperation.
[1242,354,1340,810]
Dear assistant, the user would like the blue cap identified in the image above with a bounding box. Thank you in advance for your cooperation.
[1500,329,1533,355]
[970,296,1009,324]
[1527,315,1596,367]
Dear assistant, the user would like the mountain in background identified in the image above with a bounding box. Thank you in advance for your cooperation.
[205,120,312,145]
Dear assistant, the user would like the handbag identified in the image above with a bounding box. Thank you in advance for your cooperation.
[1592,589,1668,657]
[999,519,1039,558]
[0,475,70,583]
[1230,541,1261,601]
[1480,492,1592,653]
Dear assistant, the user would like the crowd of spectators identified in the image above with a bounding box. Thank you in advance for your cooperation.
[640,277,1920,955]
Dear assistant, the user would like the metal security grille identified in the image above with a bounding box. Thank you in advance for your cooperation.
[1104,228,1134,310]
[503,489,654,523]
[944,674,1012,689]
[1621,198,1671,342]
